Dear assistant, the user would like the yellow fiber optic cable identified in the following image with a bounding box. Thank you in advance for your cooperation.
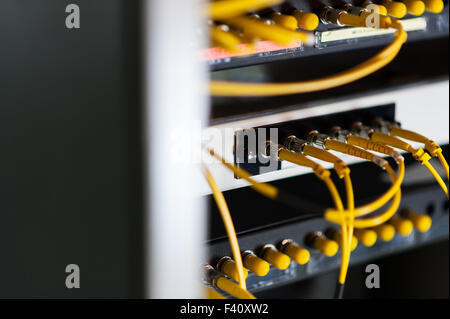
[383,0,408,18]
[206,148,325,215]
[402,0,426,16]
[279,148,352,294]
[325,161,403,228]
[207,148,278,199]
[337,135,405,224]
[369,131,448,197]
[423,161,448,196]
[208,0,284,20]
[225,15,311,45]
[215,276,256,299]
[307,131,404,217]
[210,25,242,52]
[286,134,401,228]
[302,145,350,179]
[437,152,449,180]
[307,136,403,230]
[271,12,298,31]
[203,165,247,290]
[326,6,392,28]
[387,125,449,180]
[333,170,354,299]
[343,134,407,231]
[346,135,399,159]
[323,139,387,166]
[274,146,345,210]
[280,138,353,295]
[205,287,227,299]
[363,1,389,15]
[210,20,406,96]
[204,265,256,299]
[423,0,445,13]
[292,10,320,31]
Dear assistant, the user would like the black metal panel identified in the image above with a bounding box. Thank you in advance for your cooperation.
[0,0,143,297]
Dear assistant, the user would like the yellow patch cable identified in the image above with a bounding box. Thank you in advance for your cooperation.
[342,133,408,234]
[225,15,311,46]
[207,148,279,200]
[203,165,247,291]
[206,144,400,294]
[210,25,242,52]
[372,119,450,181]
[300,133,403,240]
[204,286,227,299]
[206,147,331,216]
[215,276,256,299]
[282,138,354,293]
[319,131,405,228]
[210,19,407,96]
[285,135,399,222]
[204,265,256,299]
[207,146,350,284]
[306,132,405,222]
[327,164,402,228]
[208,0,283,20]
[362,129,449,197]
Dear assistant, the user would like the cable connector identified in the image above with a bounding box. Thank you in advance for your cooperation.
[411,147,432,165]
[334,160,351,179]
[279,239,310,265]
[284,135,308,154]
[424,140,442,157]
[351,121,374,139]
[329,126,351,143]
[343,3,392,28]
[307,130,331,149]
[372,156,389,169]
[274,140,331,180]
[302,143,350,178]
[342,3,367,16]
[264,140,283,160]
[216,256,249,282]
[320,6,346,26]
[202,264,256,299]
[320,5,391,28]
[392,151,404,163]
[363,1,388,15]
[372,117,394,134]
[260,244,291,270]
[242,251,270,277]
[203,264,223,287]
[306,232,339,257]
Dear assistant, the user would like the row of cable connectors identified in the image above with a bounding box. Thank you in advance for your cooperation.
[210,0,445,51]
[205,209,431,286]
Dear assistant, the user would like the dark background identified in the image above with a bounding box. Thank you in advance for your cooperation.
[0,0,143,298]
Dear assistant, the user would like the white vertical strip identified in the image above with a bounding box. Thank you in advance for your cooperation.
[143,0,208,298]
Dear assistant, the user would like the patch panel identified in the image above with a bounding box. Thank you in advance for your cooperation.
[234,103,396,176]
[202,80,449,195]
[207,1,449,70]
[206,163,449,293]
